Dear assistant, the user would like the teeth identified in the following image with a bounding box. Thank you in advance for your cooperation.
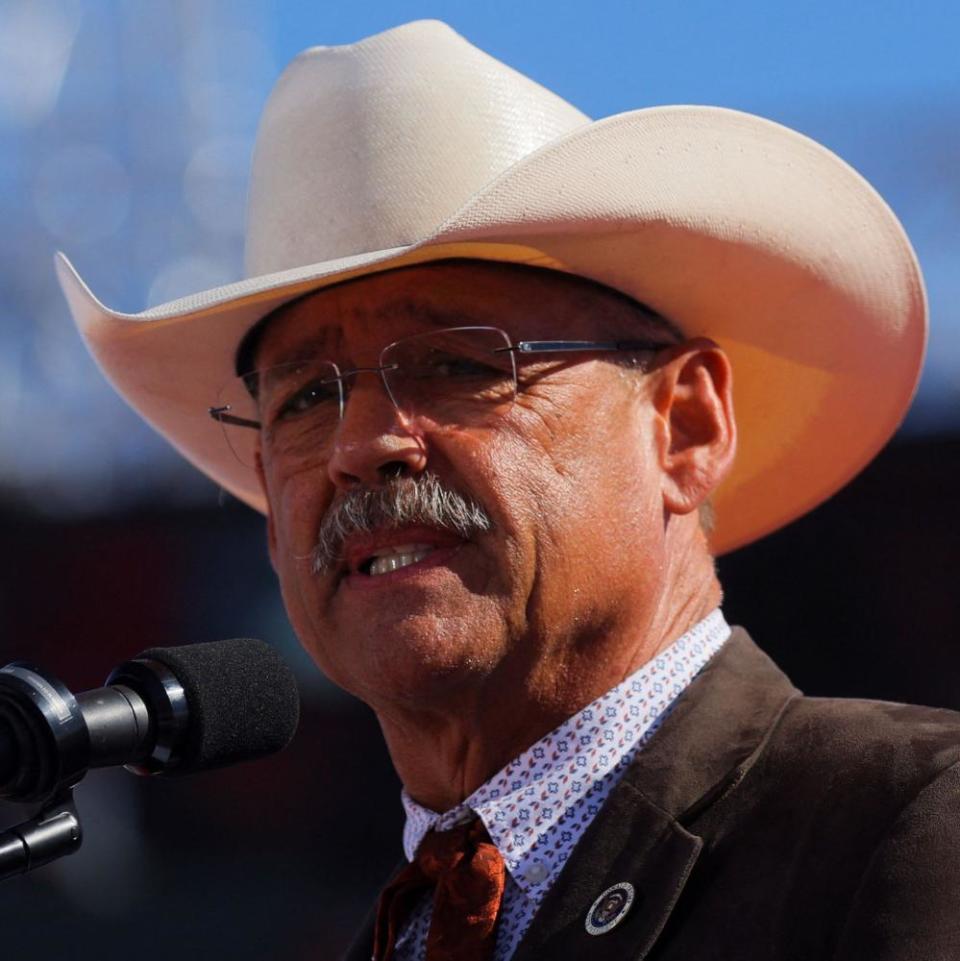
[370,543,425,558]
[368,548,433,576]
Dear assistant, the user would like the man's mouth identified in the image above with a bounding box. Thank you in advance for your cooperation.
[341,527,467,583]
[360,543,436,577]
[310,472,492,576]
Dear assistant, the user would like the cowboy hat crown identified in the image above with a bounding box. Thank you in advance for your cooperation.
[246,19,588,276]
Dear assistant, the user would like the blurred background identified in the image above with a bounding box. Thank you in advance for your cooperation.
[0,0,957,957]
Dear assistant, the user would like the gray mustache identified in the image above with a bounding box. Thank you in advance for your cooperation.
[311,472,493,574]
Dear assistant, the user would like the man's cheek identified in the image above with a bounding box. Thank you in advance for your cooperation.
[271,472,327,559]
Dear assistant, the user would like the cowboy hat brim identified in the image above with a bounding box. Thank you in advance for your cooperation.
[57,104,926,554]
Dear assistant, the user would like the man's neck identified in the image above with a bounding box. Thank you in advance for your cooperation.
[378,579,723,812]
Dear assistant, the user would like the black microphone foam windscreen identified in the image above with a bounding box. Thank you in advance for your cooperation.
[137,638,300,773]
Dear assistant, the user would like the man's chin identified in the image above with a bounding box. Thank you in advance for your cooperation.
[317,623,507,710]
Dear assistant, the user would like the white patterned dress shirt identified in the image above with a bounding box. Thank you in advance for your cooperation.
[395,608,731,960]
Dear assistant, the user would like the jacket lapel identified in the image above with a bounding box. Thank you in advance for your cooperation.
[510,783,703,961]
[512,629,799,961]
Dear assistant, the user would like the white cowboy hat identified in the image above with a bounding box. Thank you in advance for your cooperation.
[56,19,926,554]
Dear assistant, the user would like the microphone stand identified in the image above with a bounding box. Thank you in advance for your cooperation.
[0,789,82,881]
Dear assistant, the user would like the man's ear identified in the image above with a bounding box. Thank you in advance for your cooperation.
[254,451,279,573]
[649,338,737,518]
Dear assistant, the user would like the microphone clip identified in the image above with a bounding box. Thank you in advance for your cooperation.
[0,788,83,881]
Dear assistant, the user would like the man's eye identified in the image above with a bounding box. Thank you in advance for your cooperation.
[275,378,340,419]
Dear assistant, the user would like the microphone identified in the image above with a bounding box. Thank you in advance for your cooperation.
[0,638,300,804]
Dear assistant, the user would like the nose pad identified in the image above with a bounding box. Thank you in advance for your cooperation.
[326,374,427,489]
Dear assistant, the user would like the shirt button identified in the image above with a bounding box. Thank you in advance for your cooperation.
[527,862,548,884]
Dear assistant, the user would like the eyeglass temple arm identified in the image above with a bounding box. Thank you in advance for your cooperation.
[495,339,672,354]
[209,406,261,430]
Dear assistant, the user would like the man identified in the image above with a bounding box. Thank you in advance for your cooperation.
[58,20,958,961]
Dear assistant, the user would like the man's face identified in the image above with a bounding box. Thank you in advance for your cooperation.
[254,262,677,717]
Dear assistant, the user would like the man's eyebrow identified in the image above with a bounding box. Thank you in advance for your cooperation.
[248,298,487,371]
[259,328,344,368]
[378,299,484,330]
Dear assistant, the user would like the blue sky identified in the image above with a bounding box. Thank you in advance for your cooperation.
[273,1,960,108]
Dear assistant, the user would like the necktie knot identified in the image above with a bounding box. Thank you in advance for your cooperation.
[374,817,507,961]
[416,819,489,882]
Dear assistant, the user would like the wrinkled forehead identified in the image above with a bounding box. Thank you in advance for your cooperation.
[236,259,678,374]
[245,297,438,371]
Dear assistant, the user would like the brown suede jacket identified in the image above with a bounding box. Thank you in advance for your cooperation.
[344,628,960,960]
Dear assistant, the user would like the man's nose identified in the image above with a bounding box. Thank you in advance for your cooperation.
[325,375,427,489]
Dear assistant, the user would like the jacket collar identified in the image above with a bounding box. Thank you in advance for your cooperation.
[622,626,801,822]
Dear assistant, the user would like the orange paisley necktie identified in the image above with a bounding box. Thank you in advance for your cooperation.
[373,818,507,961]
